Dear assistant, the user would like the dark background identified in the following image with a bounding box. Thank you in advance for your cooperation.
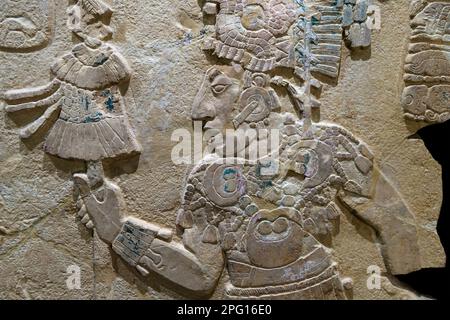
[397,120,450,300]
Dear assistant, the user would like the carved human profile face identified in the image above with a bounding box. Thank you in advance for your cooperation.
[85,21,113,41]
[191,66,242,131]
[410,2,450,37]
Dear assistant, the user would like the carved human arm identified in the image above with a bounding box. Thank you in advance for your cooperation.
[73,174,224,295]
[337,165,422,275]
[112,216,224,295]
[2,79,63,139]
[2,79,61,106]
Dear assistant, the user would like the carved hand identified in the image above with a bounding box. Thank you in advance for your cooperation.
[73,174,125,244]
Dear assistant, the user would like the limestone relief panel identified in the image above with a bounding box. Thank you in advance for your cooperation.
[72,0,424,299]
[0,0,446,300]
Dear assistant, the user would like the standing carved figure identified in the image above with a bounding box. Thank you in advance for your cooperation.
[3,0,141,161]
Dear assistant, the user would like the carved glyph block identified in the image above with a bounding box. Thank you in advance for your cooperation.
[402,1,450,124]
[0,0,54,51]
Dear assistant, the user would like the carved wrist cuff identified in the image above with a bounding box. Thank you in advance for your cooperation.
[112,219,157,267]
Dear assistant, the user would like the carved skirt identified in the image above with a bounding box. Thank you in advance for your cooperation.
[44,116,141,161]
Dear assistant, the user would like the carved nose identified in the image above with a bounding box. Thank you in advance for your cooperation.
[191,101,216,121]
[410,16,425,28]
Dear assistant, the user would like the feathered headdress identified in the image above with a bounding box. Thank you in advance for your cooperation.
[80,0,113,16]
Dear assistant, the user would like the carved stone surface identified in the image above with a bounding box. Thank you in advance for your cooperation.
[3,0,141,161]
[0,0,54,51]
[402,1,450,124]
[0,0,446,300]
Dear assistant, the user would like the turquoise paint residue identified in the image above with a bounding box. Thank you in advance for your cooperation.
[311,16,319,25]
[102,90,115,111]
[293,0,318,67]
[81,95,91,111]
[223,169,238,182]
[199,28,207,38]
[255,162,273,189]
[224,182,233,193]
[83,112,104,123]
[261,180,273,188]
[94,54,108,67]
[303,153,311,173]
[304,153,310,164]
[222,167,246,193]
[183,32,193,45]
[223,168,237,176]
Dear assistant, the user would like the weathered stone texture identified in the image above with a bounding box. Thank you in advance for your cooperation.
[0,0,446,300]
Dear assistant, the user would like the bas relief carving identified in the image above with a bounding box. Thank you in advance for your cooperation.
[3,0,141,161]
[402,0,450,124]
[0,0,435,299]
[70,0,422,299]
[0,0,54,51]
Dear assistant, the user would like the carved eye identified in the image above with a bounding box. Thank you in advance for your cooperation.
[210,74,232,95]
[212,84,229,94]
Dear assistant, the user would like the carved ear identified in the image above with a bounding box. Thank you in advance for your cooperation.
[231,62,245,76]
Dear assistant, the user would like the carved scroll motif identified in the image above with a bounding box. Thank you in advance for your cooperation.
[0,0,54,51]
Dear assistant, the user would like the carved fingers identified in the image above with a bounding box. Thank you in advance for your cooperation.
[3,80,63,139]
[76,197,95,230]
